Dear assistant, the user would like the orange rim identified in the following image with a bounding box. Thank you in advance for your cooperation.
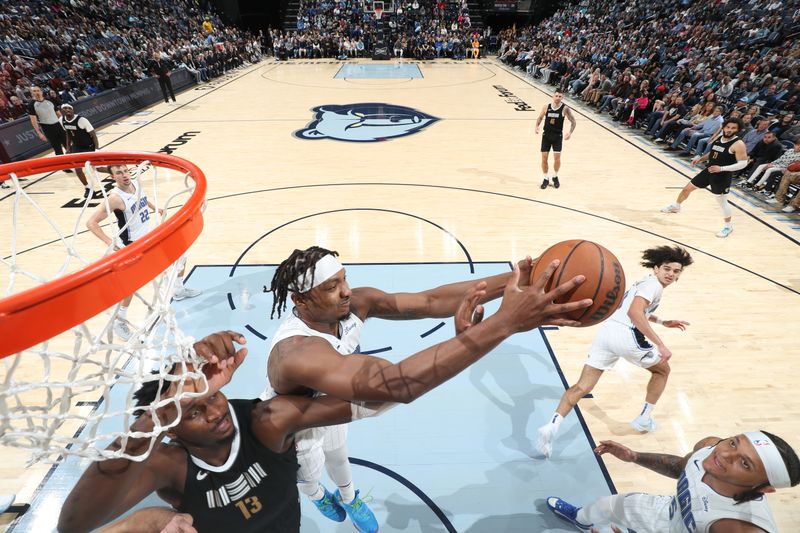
[0,152,206,358]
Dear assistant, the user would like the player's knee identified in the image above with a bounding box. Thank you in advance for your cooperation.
[653,360,670,376]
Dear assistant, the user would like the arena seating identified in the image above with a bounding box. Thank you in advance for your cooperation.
[0,0,261,121]
[498,0,800,204]
[272,0,486,60]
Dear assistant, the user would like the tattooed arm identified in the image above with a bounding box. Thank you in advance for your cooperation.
[595,440,698,479]
[350,257,536,321]
[632,451,691,479]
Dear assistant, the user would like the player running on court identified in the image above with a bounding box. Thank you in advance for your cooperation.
[661,117,748,238]
[537,245,693,458]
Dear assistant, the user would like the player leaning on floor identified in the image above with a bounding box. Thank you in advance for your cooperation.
[548,431,799,532]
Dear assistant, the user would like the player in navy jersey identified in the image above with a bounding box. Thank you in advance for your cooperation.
[662,118,748,238]
[535,90,577,189]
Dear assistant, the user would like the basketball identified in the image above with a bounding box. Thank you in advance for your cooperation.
[788,161,800,173]
[530,240,626,327]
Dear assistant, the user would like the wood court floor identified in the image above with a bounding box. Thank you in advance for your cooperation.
[2,58,799,531]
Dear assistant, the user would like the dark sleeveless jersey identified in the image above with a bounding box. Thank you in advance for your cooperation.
[60,114,95,148]
[543,103,565,135]
[177,399,301,533]
[708,136,739,171]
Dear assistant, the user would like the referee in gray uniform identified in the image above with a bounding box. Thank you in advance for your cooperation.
[27,86,68,162]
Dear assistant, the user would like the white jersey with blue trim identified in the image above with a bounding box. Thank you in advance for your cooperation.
[607,274,663,328]
[111,180,151,245]
[262,310,364,400]
[667,446,778,533]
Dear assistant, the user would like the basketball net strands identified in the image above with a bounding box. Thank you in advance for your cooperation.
[0,152,209,464]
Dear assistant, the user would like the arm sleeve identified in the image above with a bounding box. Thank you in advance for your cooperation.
[720,160,749,171]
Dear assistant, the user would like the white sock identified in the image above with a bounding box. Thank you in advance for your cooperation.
[303,483,326,501]
[549,412,564,433]
[118,306,128,320]
[639,402,655,419]
[174,276,185,290]
[543,174,549,180]
[337,481,355,504]
[324,445,355,502]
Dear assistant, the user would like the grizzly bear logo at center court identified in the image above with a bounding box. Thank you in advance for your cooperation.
[294,103,439,142]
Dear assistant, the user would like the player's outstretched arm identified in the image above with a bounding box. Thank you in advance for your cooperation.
[276,262,590,403]
[594,440,694,480]
[354,257,535,320]
[255,283,511,452]
[57,433,182,533]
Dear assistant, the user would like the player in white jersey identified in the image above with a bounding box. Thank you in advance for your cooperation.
[86,165,201,340]
[537,245,694,458]
[547,430,799,532]
[265,246,593,532]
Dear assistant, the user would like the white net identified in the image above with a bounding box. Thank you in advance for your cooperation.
[0,155,208,464]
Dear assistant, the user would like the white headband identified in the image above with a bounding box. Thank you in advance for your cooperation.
[744,431,792,489]
[290,254,344,293]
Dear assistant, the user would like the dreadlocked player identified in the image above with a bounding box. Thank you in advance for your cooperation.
[263,246,591,532]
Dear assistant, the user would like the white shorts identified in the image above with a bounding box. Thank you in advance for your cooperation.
[295,423,349,484]
[620,493,674,533]
[586,323,662,371]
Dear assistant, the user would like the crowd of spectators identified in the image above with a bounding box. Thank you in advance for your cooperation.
[272,0,487,60]
[499,0,800,209]
[1,0,262,123]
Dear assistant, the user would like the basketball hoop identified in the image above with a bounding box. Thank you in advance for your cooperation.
[375,6,383,20]
[0,151,209,463]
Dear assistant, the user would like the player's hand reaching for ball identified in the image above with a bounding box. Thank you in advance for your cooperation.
[497,261,592,333]
[454,281,486,335]
[516,255,537,287]
[594,440,638,463]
